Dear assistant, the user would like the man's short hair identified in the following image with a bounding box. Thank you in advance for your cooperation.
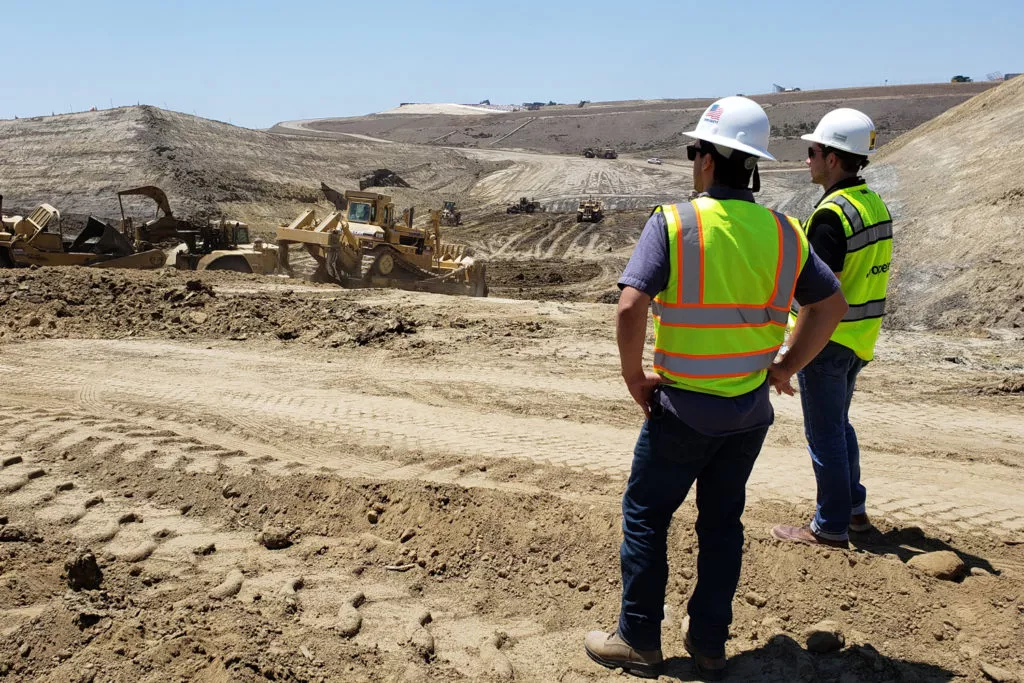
[697,140,756,190]
[825,146,869,173]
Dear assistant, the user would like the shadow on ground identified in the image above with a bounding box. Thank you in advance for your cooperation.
[658,634,955,682]
[852,525,998,576]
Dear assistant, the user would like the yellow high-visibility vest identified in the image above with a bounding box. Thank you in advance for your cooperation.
[653,196,809,397]
[795,184,892,361]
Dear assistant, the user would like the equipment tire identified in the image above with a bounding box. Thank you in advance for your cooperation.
[0,247,13,268]
[204,256,252,273]
[373,250,395,276]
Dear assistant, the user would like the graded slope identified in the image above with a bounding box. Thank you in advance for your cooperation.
[0,106,695,233]
[0,106,503,229]
[869,76,1024,330]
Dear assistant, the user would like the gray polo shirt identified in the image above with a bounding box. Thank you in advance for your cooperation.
[618,186,840,436]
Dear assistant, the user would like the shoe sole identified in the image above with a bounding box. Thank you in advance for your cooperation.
[584,646,660,679]
[849,523,874,533]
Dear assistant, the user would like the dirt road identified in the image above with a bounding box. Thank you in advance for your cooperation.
[4,324,1022,538]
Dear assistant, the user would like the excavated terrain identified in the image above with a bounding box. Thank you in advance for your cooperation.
[1,82,1023,682]
[277,83,997,162]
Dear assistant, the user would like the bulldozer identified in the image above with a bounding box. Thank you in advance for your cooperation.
[439,201,461,227]
[583,147,618,159]
[0,195,165,269]
[117,186,278,274]
[576,197,604,223]
[505,197,544,214]
[276,185,487,297]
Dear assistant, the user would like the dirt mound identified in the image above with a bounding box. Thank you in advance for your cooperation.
[0,267,426,349]
[1,404,1020,682]
[868,77,1024,331]
[0,106,502,231]
[359,168,411,191]
[486,259,603,300]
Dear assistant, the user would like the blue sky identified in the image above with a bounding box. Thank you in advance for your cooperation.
[4,0,1020,129]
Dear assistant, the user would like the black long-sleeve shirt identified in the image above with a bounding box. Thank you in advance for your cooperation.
[805,176,867,273]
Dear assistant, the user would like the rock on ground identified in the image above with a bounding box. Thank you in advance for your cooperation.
[907,551,966,581]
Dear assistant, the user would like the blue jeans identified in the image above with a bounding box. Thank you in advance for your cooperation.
[797,341,868,541]
[618,404,767,657]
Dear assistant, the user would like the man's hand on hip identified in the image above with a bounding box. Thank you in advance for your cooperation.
[624,371,666,418]
[767,362,796,396]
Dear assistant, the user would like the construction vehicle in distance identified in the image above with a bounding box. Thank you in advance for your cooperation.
[0,195,165,269]
[276,185,487,297]
[173,219,279,274]
[506,197,544,214]
[576,197,604,223]
[583,147,618,159]
[117,186,278,274]
[439,201,462,227]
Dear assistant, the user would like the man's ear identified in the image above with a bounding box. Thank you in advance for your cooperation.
[703,153,714,175]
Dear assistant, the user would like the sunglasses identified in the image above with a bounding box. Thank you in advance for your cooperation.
[808,145,833,159]
[686,145,704,161]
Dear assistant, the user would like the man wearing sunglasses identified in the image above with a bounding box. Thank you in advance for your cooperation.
[585,96,847,680]
[772,109,893,550]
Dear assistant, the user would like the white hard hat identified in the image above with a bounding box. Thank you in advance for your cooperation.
[802,108,877,156]
[684,96,775,161]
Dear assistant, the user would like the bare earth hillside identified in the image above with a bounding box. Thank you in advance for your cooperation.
[275,83,996,163]
[869,76,1024,330]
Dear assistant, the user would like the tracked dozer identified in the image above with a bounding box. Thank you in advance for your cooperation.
[276,186,487,297]
[505,197,544,214]
[0,195,165,269]
[576,197,604,223]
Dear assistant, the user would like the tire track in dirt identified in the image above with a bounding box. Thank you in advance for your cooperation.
[2,339,1022,537]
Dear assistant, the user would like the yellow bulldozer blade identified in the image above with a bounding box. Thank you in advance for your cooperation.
[91,249,167,270]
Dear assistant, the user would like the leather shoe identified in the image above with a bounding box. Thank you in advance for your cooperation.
[684,631,727,681]
[584,630,662,679]
[771,524,849,549]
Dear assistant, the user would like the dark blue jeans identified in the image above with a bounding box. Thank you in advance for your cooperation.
[797,340,868,541]
[618,405,767,657]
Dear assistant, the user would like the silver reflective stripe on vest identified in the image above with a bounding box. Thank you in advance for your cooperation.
[827,195,891,252]
[829,195,865,234]
[675,202,702,304]
[843,299,886,321]
[769,211,800,309]
[653,301,789,326]
[846,220,892,252]
[655,348,778,377]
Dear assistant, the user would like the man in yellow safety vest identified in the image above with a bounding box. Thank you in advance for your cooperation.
[584,96,848,680]
[772,109,893,549]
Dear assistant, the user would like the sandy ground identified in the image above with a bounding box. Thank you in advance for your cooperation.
[0,268,1022,682]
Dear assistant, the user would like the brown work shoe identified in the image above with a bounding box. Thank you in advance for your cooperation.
[771,524,850,549]
[584,630,663,679]
[849,513,874,533]
[684,632,727,681]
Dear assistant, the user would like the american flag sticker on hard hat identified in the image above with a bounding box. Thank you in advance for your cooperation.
[704,104,723,124]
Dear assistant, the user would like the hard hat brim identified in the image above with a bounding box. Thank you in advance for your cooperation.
[800,132,876,156]
[684,131,776,161]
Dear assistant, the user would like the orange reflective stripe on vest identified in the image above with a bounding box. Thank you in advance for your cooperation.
[651,198,808,396]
